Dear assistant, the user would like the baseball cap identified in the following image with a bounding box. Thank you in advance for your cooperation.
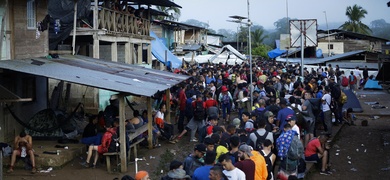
[194,144,207,153]
[286,115,296,121]
[239,144,253,156]
[264,111,274,118]
[232,118,241,128]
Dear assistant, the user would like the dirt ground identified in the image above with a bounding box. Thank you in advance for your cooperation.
[4,89,390,180]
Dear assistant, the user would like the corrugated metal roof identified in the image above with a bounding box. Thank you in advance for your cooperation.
[276,50,366,65]
[0,55,189,97]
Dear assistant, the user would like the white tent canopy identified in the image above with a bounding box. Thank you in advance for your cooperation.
[178,45,246,65]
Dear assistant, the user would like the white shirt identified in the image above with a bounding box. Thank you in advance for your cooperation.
[223,168,246,180]
[322,93,331,112]
[292,124,300,139]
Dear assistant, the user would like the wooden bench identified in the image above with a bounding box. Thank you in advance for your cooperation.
[103,124,148,173]
[103,152,120,173]
[127,124,148,161]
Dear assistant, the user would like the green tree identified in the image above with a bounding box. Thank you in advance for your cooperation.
[251,28,268,48]
[370,19,390,40]
[252,44,272,58]
[339,4,371,35]
[155,6,181,21]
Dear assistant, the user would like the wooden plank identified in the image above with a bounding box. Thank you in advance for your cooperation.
[147,97,153,149]
[165,88,171,123]
[128,124,148,141]
[118,94,127,173]
[137,43,142,64]
[48,50,72,54]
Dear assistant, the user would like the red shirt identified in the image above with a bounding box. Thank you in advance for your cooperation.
[98,128,115,154]
[205,99,218,108]
[178,89,187,111]
[305,138,321,157]
[192,100,206,109]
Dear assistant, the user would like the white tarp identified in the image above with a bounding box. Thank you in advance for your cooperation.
[207,35,221,46]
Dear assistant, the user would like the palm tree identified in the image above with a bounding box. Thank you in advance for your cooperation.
[339,4,371,35]
[251,28,268,48]
[155,6,181,21]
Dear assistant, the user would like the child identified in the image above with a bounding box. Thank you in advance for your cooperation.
[343,108,355,126]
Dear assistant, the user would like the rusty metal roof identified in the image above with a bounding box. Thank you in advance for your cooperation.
[0,55,189,97]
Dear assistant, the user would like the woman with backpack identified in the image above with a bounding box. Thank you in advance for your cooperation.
[219,86,233,124]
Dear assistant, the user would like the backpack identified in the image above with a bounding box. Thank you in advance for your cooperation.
[349,75,357,85]
[341,76,349,87]
[308,98,321,116]
[222,94,230,105]
[253,131,269,151]
[287,135,304,160]
[254,108,266,121]
[260,150,273,180]
[108,132,120,152]
[291,104,304,126]
[193,101,205,121]
[339,91,348,104]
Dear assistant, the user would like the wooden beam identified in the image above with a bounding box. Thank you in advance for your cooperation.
[48,50,72,54]
[118,94,127,173]
[137,43,142,64]
[72,1,77,55]
[111,40,118,62]
[165,88,171,123]
[147,43,152,65]
[125,42,130,64]
[147,97,153,149]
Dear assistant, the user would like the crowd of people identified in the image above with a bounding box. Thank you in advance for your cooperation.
[144,60,368,179]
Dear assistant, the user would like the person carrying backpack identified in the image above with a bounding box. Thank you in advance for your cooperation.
[349,71,357,91]
[185,94,206,142]
[276,124,304,179]
[249,118,273,151]
[219,86,233,123]
[260,139,276,180]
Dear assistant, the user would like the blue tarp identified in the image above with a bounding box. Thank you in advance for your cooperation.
[150,31,182,68]
[268,48,286,59]
[364,79,383,90]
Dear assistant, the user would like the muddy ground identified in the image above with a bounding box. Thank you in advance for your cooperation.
[4,89,390,180]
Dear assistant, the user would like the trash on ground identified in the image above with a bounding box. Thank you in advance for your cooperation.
[348,161,352,164]
[356,148,359,152]
[381,167,390,171]
[335,153,339,156]
[364,102,379,105]
[40,167,53,173]
[350,168,357,171]
[361,144,364,147]
[347,156,351,160]
[333,144,340,149]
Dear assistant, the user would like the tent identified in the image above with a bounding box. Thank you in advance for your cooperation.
[342,89,363,112]
[150,31,182,68]
[267,48,286,59]
[364,79,383,90]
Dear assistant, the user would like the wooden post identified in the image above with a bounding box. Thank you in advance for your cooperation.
[118,94,127,173]
[147,43,152,65]
[165,88,171,123]
[137,43,142,64]
[125,41,130,64]
[112,40,118,62]
[72,1,77,55]
[147,97,153,149]
[92,0,99,58]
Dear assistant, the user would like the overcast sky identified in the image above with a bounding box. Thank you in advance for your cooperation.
[173,0,390,31]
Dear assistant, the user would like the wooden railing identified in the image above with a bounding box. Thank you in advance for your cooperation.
[98,7,150,36]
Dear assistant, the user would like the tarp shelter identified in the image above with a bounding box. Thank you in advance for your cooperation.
[150,31,182,68]
[268,48,287,59]
[364,79,383,90]
[0,55,189,172]
[209,45,246,63]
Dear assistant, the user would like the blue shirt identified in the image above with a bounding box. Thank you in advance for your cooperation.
[277,107,295,129]
[192,165,213,180]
